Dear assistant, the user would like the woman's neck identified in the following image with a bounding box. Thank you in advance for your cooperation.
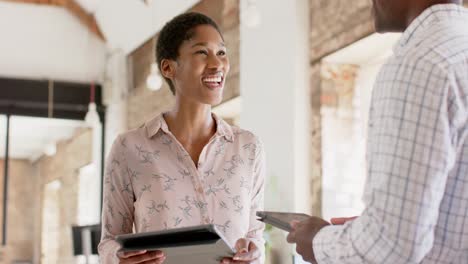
[164,99,216,144]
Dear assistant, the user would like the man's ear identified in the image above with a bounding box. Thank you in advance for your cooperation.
[160,59,175,80]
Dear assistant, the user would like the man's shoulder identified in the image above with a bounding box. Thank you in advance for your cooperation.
[404,20,468,69]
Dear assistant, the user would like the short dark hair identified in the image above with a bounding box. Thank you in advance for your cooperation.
[156,12,223,95]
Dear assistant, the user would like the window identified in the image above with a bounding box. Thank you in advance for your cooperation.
[77,164,100,225]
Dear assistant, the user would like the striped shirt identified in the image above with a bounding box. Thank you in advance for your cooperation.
[313,4,468,263]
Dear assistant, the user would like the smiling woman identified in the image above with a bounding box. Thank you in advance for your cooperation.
[159,23,229,105]
[98,12,266,264]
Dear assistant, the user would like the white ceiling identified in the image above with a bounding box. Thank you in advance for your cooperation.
[94,0,199,53]
[0,115,85,161]
[0,1,107,83]
[0,0,198,83]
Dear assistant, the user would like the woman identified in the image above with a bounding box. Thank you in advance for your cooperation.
[98,12,266,264]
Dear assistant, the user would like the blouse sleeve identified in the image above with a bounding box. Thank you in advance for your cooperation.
[246,137,266,263]
[98,135,135,263]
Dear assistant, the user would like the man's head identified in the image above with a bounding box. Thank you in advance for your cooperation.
[156,12,223,95]
[372,0,463,33]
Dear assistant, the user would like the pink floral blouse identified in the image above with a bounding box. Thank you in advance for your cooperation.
[98,113,266,263]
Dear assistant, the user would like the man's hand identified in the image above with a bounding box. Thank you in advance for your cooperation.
[286,217,330,263]
[117,250,166,264]
[330,216,358,225]
[220,238,261,264]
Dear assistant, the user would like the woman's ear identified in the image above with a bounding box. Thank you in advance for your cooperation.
[160,59,175,80]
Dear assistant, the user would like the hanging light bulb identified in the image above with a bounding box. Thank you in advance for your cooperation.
[242,0,261,28]
[44,142,57,156]
[85,82,100,126]
[146,62,163,91]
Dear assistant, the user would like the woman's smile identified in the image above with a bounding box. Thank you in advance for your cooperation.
[201,71,224,90]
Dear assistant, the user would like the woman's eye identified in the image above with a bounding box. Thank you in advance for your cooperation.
[217,50,226,56]
[196,50,208,55]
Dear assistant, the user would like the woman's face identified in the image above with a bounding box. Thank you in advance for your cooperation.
[171,24,230,106]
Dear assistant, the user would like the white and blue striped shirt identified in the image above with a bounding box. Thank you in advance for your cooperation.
[313,4,468,263]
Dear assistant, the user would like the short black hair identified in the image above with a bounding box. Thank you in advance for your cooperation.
[156,12,223,95]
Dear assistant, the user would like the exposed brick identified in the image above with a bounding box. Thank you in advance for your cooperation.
[35,128,93,263]
[130,38,156,94]
[310,0,374,62]
[224,26,240,76]
[0,159,35,262]
[0,128,91,264]
[126,82,175,129]
[309,63,323,217]
[222,0,240,31]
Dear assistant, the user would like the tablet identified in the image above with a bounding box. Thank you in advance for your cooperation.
[256,211,311,232]
[115,224,235,264]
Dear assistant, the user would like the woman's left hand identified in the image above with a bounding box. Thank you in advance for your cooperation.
[220,238,261,264]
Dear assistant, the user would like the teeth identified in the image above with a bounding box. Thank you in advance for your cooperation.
[203,76,222,83]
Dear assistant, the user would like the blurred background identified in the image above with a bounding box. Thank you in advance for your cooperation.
[0,0,466,263]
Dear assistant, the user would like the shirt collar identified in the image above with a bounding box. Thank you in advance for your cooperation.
[394,4,468,53]
[212,112,234,142]
[145,112,234,142]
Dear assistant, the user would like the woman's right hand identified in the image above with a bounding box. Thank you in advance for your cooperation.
[117,250,166,264]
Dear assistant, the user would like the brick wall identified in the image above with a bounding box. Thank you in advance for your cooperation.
[309,0,374,217]
[310,0,374,63]
[35,127,93,263]
[0,159,36,263]
[126,0,240,129]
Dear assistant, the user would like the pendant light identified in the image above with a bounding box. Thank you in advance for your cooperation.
[85,82,100,126]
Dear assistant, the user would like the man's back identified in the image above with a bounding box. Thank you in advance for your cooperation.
[365,4,468,263]
[312,4,468,264]
[412,7,468,262]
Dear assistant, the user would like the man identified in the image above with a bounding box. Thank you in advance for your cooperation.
[287,0,468,263]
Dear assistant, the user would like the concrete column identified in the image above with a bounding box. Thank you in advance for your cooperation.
[240,1,310,262]
[104,49,129,155]
[240,0,310,214]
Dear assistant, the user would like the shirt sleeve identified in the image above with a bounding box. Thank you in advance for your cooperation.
[98,135,135,263]
[245,137,266,264]
[313,59,460,263]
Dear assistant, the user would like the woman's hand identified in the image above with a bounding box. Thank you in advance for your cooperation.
[117,250,166,264]
[220,238,261,264]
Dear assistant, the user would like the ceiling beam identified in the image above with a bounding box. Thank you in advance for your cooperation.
[64,0,106,41]
[2,0,105,41]
[2,0,62,6]
[0,77,104,120]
